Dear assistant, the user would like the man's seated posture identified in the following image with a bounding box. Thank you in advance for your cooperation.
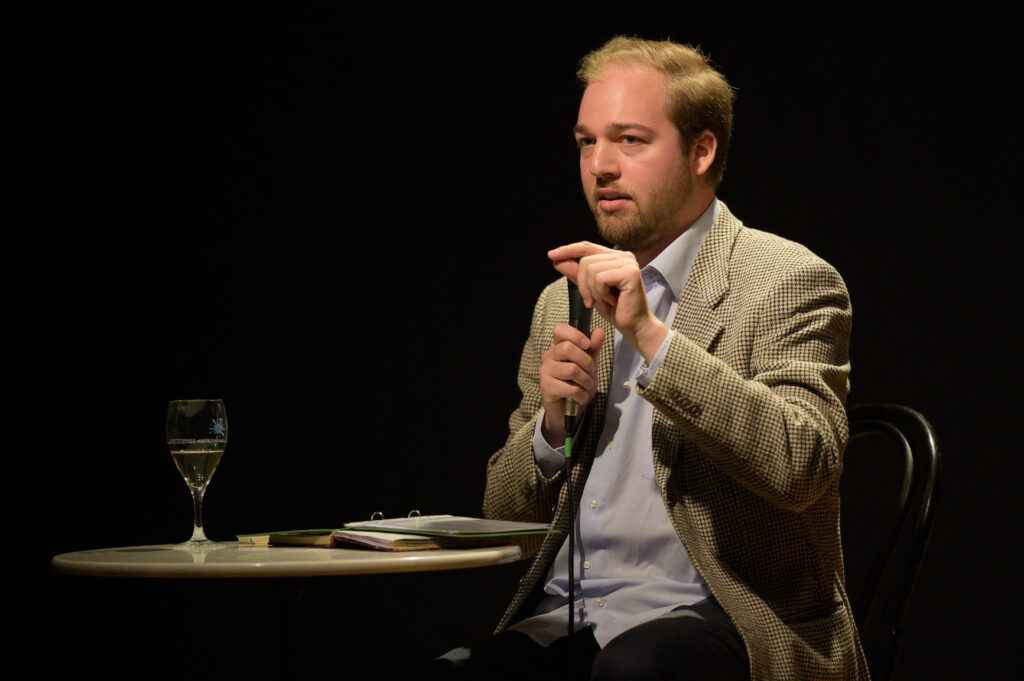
[426,36,868,681]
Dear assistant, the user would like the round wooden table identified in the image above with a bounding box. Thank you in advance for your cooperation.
[51,542,523,578]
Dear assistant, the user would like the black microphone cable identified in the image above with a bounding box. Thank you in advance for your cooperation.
[565,280,591,637]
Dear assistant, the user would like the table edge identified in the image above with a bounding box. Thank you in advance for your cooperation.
[51,544,524,579]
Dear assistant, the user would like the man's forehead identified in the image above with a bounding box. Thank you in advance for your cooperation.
[576,64,673,129]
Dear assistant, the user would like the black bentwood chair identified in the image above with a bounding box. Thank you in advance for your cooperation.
[840,403,941,681]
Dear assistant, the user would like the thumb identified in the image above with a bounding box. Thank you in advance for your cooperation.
[551,258,579,282]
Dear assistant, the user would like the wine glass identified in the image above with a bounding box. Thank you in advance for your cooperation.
[166,399,227,545]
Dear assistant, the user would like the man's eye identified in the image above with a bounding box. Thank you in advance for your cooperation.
[621,136,643,145]
[576,138,594,148]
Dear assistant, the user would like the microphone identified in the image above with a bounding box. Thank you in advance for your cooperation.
[565,279,593,433]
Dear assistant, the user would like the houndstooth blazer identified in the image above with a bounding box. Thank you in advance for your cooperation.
[483,201,870,681]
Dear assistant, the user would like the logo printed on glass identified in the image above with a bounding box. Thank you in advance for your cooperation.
[209,418,226,438]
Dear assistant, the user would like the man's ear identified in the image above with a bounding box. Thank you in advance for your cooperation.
[689,130,718,180]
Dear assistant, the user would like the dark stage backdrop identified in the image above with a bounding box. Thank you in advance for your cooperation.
[24,5,1017,680]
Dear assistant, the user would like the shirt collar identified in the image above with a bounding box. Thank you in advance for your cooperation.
[643,197,718,301]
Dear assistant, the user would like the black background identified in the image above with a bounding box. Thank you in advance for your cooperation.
[23,4,1018,680]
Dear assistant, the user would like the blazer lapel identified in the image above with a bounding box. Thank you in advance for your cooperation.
[671,201,742,348]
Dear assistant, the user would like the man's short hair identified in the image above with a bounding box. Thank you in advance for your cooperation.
[578,36,735,187]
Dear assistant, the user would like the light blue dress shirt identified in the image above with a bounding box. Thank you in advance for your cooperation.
[509,199,719,648]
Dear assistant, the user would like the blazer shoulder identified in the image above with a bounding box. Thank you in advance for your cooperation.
[529,277,571,329]
[538,277,567,301]
[735,225,835,267]
[731,225,847,291]
[701,201,845,305]
[535,277,570,311]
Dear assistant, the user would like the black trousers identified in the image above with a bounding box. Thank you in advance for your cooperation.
[414,599,750,681]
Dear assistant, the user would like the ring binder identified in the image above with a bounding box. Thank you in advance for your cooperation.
[370,509,422,521]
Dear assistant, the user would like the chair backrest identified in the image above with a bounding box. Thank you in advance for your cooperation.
[841,403,940,681]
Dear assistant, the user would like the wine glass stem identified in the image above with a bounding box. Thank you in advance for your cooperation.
[190,487,208,542]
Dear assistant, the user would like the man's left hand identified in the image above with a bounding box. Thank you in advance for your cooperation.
[549,241,669,363]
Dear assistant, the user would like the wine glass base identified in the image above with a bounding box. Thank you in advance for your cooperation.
[171,541,227,561]
[176,539,216,547]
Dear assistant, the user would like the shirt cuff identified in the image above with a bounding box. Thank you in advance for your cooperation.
[533,409,568,479]
[635,329,674,389]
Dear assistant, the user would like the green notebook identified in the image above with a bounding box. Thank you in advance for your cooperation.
[237,529,334,546]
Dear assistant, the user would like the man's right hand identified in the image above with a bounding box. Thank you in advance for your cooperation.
[539,323,606,444]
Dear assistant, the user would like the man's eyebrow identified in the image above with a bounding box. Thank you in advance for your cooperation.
[572,122,657,136]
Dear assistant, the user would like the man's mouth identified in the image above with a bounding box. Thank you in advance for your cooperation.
[595,188,633,211]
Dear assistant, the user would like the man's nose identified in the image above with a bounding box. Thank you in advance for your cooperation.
[588,141,620,179]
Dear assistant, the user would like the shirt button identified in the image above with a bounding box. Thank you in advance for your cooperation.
[583,561,591,569]
[590,500,599,509]
[596,598,606,607]
[622,381,630,389]
[607,441,614,449]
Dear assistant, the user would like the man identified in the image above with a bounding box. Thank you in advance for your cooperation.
[431,37,868,681]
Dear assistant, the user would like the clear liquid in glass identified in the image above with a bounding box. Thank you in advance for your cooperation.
[169,440,225,491]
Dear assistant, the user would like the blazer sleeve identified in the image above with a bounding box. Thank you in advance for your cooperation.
[636,259,852,512]
[482,283,566,523]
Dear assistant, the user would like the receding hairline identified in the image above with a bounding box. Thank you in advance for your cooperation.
[580,58,673,84]
[576,38,715,86]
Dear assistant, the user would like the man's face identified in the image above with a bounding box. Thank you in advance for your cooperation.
[574,65,693,253]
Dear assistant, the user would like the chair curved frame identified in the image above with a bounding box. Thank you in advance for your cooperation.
[845,403,941,681]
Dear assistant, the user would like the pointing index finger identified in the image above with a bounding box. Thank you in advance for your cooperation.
[547,241,613,262]
[548,241,615,281]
